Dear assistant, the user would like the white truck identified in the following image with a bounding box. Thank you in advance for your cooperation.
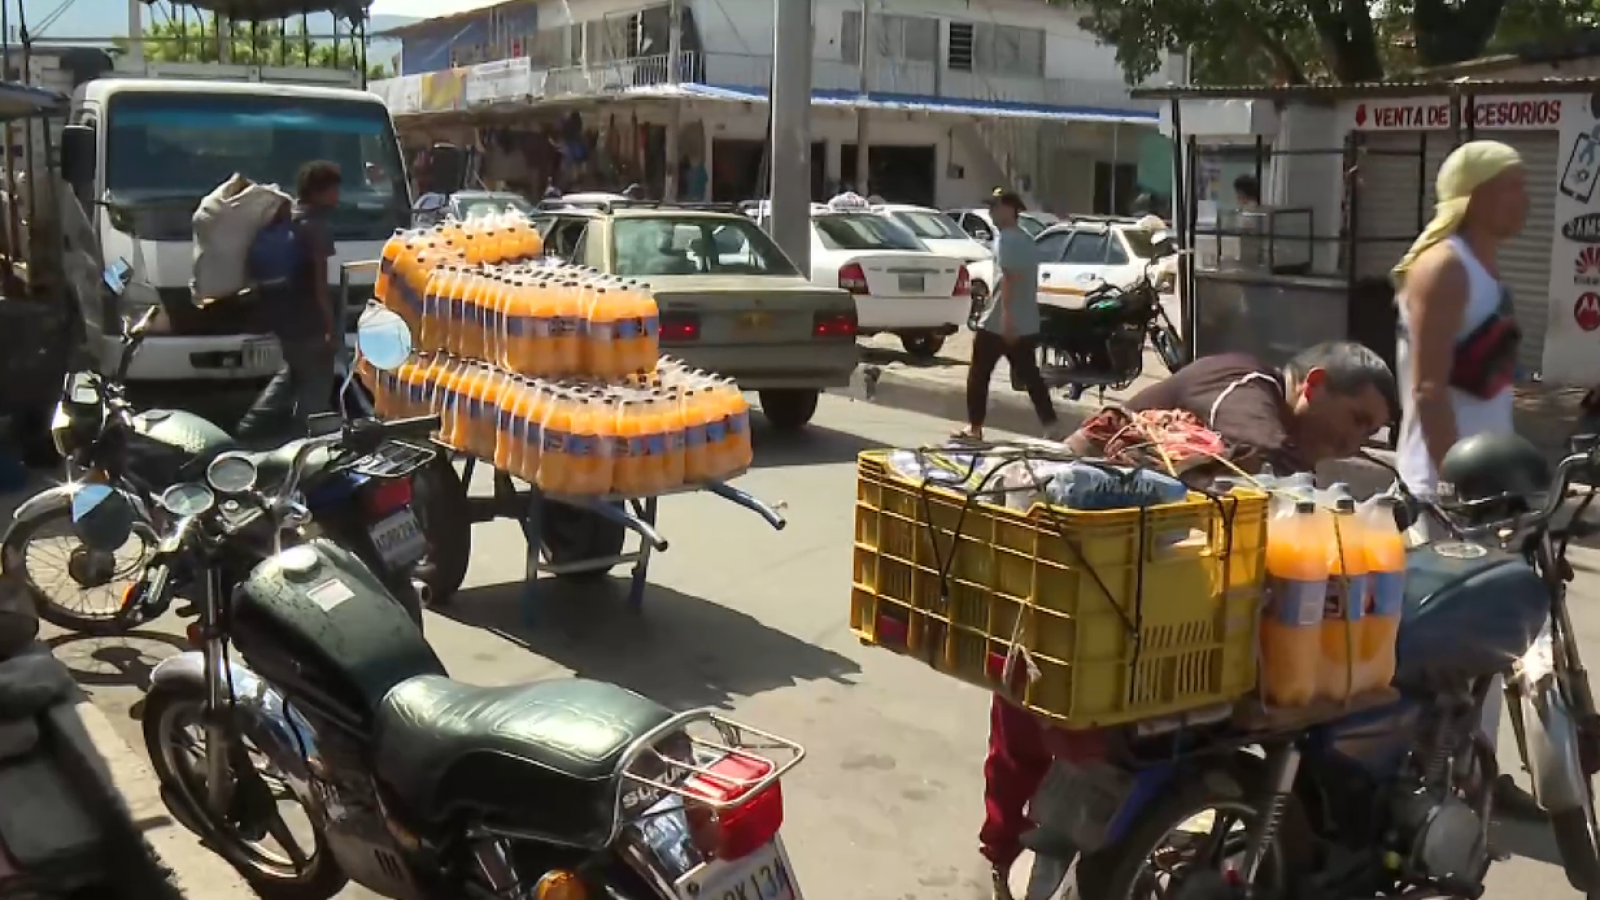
[51,61,411,383]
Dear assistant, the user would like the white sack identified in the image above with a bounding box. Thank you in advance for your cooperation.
[191,173,293,303]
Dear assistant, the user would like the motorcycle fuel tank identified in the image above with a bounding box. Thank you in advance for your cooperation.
[1394,542,1549,692]
[229,538,444,726]
[124,409,236,485]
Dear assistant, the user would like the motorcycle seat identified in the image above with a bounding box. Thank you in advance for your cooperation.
[371,674,675,846]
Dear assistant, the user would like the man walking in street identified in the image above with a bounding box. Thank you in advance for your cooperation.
[955,188,1061,441]
[237,160,342,441]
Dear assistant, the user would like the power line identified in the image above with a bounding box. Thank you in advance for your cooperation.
[32,0,82,37]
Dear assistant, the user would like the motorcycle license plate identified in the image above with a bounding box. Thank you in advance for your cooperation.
[369,508,426,568]
[677,839,799,900]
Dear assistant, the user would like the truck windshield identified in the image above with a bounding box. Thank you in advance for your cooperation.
[104,91,410,242]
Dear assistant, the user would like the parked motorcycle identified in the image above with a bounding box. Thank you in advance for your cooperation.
[1015,242,1186,402]
[1,263,441,632]
[65,308,809,900]
[1021,433,1600,900]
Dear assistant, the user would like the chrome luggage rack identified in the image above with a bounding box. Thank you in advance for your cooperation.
[605,708,806,842]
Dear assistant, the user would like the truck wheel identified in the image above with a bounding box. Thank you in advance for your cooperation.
[758,389,819,432]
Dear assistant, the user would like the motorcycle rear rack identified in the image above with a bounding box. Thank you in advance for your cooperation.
[347,440,436,480]
[609,708,805,837]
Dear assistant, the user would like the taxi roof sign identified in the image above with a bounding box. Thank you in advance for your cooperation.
[826,192,870,211]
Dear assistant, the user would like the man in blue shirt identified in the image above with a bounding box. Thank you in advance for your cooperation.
[957,189,1060,441]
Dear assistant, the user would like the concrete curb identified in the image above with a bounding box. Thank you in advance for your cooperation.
[74,700,258,900]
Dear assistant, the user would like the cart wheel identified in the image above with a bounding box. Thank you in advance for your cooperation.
[542,502,627,580]
[411,454,472,606]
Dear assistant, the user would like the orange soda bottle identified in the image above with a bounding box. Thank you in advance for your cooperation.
[613,398,644,496]
[586,287,619,379]
[714,379,752,475]
[1359,497,1406,693]
[654,388,686,490]
[681,389,713,483]
[495,376,523,473]
[377,229,404,312]
[536,389,571,493]
[1261,500,1331,708]
[1320,496,1368,702]
[550,281,583,377]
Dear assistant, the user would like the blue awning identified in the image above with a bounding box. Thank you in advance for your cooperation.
[680,82,1157,125]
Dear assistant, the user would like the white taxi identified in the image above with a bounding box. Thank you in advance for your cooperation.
[1032,216,1176,303]
[751,195,969,358]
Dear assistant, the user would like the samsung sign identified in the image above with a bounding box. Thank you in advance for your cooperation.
[1564,213,1600,244]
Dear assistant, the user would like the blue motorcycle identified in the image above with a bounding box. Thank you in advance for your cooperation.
[1026,434,1600,900]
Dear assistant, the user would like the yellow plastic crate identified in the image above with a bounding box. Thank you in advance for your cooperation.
[849,450,1267,730]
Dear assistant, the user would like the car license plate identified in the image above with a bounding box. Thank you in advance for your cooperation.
[243,338,279,371]
[679,840,798,900]
[898,273,925,293]
[737,311,773,332]
[369,508,426,568]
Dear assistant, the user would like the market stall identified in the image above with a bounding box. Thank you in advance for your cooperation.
[1137,77,1600,386]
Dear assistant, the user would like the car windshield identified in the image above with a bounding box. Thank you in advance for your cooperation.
[813,213,926,251]
[1017,214,1046,237]
[458,194,533,220]
[104,91,410,242]
[612,217,800,277]
[890,209,967,241]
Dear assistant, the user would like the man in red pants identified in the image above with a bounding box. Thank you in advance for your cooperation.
[980,342,1397,898]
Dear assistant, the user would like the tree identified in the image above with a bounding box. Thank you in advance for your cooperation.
[115,19,387,81]
[1069,0,1586,85]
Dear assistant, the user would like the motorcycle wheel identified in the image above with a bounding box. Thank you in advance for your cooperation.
[2,504,152,636]
[1066,770,1310,900]
[409,454,473,607]
[143,679,348,900]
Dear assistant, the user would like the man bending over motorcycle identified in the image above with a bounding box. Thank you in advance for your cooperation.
[982,340,1396,900]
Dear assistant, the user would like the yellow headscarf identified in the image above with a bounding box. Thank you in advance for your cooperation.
[1391,140,1523,288]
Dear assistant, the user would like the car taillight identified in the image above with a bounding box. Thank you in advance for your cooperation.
[954,264,971,297]
[813,310,857,338]
[682,755,784,861]
[362,477,413,517]
[838,263,868,294]
[660,312,701,342]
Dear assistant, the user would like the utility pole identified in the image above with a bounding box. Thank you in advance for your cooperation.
[853,0,870,196]
[126,0,145,68]
[664,0,683,200]
[769,0,812,271]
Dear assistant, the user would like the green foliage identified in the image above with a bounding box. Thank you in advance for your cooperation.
[1067,0,1589,85]
[114,19,388,81]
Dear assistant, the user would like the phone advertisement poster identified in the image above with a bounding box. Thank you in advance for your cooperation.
[1544,93,1600,385]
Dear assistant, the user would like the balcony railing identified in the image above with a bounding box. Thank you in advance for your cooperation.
[376,49,1157,115]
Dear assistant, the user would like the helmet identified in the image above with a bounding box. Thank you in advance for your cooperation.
[1436,432,1550,523]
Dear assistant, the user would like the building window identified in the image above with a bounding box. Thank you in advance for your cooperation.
[964,22,1044,77]
[527,26,569,67]
[841,10,937,64]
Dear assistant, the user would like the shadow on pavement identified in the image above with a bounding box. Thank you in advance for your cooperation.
[436,577,861,712]
[859,344,964,370]
[46,630,188,716]
[748,419,882,470]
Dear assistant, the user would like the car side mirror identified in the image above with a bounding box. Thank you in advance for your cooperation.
[973,229,993,243]
[61,124,96,189]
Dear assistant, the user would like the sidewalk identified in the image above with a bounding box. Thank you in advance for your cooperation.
[834,331,1590,497]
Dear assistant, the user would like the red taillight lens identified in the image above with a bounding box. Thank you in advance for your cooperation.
[660,313,701,342]
[838,263,868,294]
[812,310,857,338]
[954,264,971,297]
[363,477,413,517]
[682,755,784,861]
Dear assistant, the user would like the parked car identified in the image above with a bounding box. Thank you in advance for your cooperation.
[532,201,859,431]
[1032,216,1178,302]
[869,203,995,312]
[748,197,968,358]
[412,190,535,227]
[944,207,1051,246]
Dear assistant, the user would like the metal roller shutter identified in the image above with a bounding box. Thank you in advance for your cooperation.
[1354,129,1557,372]
[1487,131,1558,373]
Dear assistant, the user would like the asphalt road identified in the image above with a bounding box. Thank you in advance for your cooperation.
[23,394,1600,900]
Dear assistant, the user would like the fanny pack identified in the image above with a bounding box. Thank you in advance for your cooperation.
[1449,311,1520,399]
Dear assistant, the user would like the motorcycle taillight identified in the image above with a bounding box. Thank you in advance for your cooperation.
[362,477,413,518]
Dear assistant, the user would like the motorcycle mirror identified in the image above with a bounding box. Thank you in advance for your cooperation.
[355,304,413,371]
[70,483,137,552]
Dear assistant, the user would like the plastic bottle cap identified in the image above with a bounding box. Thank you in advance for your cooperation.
[1294,500,1316,514]
[1335,497,1355,513]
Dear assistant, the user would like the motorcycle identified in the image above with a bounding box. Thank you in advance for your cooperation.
[1016,242,1187,403]
[1021,439,1600,900]
[1,262,437,633]
[64,307,809,900]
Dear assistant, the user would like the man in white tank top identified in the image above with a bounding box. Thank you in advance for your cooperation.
[1392,140,1533,815]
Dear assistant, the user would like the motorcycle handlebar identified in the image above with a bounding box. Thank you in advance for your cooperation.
[1385,447,1599,540]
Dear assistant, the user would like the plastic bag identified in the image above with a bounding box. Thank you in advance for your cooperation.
[191,173,292,303]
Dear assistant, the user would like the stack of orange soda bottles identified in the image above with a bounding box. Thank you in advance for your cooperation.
[367,214,754,498]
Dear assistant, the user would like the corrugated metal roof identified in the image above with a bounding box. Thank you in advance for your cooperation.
[1131,75,1600,101]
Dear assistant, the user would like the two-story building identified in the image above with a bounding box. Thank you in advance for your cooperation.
[370,0,1181,214]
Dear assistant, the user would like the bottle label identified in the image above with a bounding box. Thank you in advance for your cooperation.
[1270,577,1325,627]
[642,315,660,338]
[685,422,708,448]
[507,316,527,338]
[467,396,482,421]
[590,322,615,342]
[531,318,552,339]
[1369,571,1404,617]
[543,427,567,454]
[645,433,667,457]
[628,436,649,459]
[1323,575,1368,623]
[616,318,643,339]
[551,316,580,338]
[706,418,728,444]
[568,434,596,458]
[727,411,749,436]
[666,429,685,452]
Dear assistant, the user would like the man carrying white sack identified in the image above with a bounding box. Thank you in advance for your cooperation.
[1390,139,1542,818]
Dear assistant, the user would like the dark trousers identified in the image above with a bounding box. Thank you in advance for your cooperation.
[967,330,1056,428]
[237,338,336,440]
